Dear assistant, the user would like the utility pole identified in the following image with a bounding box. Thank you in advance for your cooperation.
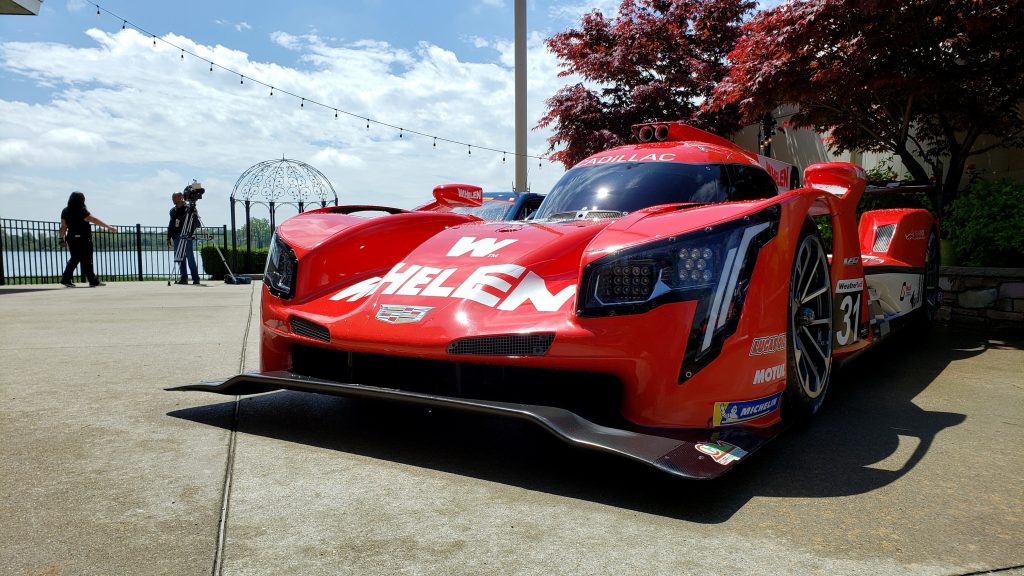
[514,0,527,192]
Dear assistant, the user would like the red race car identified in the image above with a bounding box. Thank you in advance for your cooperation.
[174,121,939,479]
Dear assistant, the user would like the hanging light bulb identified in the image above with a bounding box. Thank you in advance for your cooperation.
[122,21,126,30]
[209,61,213,72]
[502,152,506,164]
[96,4,100,15]
[300,98,304,108]
[180,49,184,60]
[468,145,472,156]
[152,36,156,47]
[334,109,338,119]
[240,75,244,85]
[366,119,369,130]
[399,128,403,138]
[433,138,436,148]
[270,87,274,96]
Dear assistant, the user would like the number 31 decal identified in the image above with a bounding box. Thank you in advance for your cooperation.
[834,278,865,347]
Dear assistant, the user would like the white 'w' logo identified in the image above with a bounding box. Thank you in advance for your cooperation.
[446,237,517,257]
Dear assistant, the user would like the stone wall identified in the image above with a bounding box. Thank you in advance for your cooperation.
[937,267,1024,327]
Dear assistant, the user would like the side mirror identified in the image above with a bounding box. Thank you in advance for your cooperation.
[433,184,483,207]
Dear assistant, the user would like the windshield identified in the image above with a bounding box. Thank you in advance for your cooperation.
[451,200,514,220]
[534,162,777,220]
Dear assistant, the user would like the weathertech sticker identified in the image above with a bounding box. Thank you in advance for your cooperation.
[695,440,748,465]
[836,278,865,293]
[713,392,782,426]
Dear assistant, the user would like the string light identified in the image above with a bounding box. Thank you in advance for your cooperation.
[86,2,554,166]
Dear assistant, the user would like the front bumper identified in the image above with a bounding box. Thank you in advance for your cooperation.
[169,370,786,480]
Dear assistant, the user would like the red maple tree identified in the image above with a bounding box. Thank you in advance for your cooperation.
[539,0,755,168]
[713,0,1024,216]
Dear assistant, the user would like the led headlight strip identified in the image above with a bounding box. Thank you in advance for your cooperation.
[265,233,298,299]
[700,221,770,353]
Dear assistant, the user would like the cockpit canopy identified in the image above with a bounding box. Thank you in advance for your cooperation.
[533,161,779,221]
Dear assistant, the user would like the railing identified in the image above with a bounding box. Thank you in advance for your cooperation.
[0,218,228,285]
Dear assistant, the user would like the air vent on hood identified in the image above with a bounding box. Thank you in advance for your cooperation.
[873,224,896,252]
[290,315,330,343]
[447,333,555,357]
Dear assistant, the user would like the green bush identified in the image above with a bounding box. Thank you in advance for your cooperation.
[944,180,1024,267]
[200,246,268,277]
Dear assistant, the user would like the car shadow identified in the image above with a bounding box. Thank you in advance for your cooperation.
[168,325,1006,523]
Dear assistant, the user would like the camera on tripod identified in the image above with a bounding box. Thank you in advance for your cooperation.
[183,180,205,202]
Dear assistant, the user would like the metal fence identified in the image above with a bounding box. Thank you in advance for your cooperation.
[0,218,228,285]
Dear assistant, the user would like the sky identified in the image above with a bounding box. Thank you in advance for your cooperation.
[0,0,773,228]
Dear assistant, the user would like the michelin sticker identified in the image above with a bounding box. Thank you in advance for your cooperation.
[713,392,782,426]
[695,440,748,465]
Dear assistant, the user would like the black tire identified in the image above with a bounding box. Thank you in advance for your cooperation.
[782,224,834,421]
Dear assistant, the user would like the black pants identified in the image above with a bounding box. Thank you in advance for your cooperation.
[61,236,99,285]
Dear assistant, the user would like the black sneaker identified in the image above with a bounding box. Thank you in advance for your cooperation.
[174,280,188,285]
[61,282,76,288]
[192,281,201,285]
[89,282,106,287]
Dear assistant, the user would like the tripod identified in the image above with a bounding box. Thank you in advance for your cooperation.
[167,202,249,285]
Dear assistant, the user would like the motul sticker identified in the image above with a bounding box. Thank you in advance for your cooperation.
[752,364,785,385]
[713,392,782,426]
[836,278,864,293]
[695,440,748,465]
[749,333,786,356]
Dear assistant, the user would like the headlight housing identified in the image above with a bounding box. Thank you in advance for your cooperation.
[578,207,778,379]
[264,233,297,299]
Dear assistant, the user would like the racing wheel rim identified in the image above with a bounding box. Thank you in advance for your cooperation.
[790,233,833,400]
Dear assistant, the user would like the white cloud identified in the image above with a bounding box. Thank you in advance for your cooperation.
[548,0,621,22]
[0,27,571,226]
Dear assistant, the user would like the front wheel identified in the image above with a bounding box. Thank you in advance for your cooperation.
[783,226,833,421]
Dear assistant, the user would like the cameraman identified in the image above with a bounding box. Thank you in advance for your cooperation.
[167,192,200,285]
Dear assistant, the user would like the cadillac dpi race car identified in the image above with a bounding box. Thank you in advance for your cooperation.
[173,121,939,479]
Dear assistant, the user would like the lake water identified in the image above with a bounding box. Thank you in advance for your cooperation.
[1,249,208,279]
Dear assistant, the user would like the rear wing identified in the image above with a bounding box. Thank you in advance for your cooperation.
[758,155,799,192]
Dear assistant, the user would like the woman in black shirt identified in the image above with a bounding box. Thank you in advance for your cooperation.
[59,191,117,287]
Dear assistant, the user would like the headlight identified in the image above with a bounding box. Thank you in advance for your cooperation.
[264,233,297,299]
[579,207,778,379]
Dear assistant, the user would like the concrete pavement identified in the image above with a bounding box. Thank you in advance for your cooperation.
[1,282,1021,575]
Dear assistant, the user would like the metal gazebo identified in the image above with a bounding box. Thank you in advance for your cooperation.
[230,157,338,270]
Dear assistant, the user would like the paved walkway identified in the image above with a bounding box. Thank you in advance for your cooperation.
[1,282,1021,575]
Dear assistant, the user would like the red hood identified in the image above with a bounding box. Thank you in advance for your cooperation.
[279,200,773,343]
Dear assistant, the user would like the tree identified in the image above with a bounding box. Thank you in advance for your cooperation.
[539,0,755,168]
[233,217,272,249]
[712,0,1024,217]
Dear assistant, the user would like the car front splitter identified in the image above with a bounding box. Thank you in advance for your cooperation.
[168,370,785,480]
